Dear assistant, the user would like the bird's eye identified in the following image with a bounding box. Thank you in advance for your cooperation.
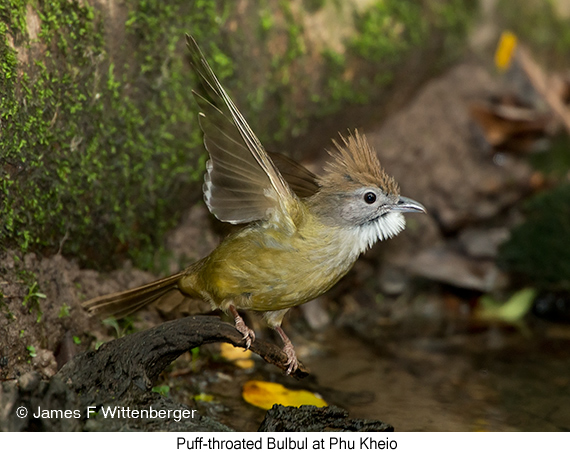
[364,192,376,204]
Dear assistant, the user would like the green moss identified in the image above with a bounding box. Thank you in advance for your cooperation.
[429,0,478,63]
[498,183,570,291]
[151,384,170,397]
[350,0,427,63]
[319,48,368,117]
[259,7,274,36]
[312,0,475,119]
[247,0,476,150]
[259,0,308,141]
[303,0,326,14]
[0,0,230,270]
[349,0,476,69]
[0,1,27,35]
[1,0,475,271]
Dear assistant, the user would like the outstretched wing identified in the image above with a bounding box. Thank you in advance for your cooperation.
[268,151,319,198]
[186,35,297,225]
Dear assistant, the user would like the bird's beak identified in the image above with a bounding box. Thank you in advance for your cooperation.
[392,196,426,214]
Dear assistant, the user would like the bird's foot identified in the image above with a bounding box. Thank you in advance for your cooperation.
[235,319,256,349]
[275,326,299,375]
[230,305,256,349]
[282,342,299,375]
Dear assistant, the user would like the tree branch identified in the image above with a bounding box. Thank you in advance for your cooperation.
[58,315,308,406]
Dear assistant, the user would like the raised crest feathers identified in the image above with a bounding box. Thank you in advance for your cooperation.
[319,130,400,195]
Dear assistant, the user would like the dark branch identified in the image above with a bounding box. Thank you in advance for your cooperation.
[58,315,308,406]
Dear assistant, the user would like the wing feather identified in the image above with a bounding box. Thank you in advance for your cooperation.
[187,35,296,225]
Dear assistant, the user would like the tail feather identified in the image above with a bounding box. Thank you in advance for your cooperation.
[82,272,184,319]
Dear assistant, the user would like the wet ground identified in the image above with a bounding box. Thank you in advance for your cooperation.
[310,326,570,431]
[164,297,570,432]
[3,243,570,432]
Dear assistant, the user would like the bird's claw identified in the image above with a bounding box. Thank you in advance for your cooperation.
[234,316,256,349]
[282,342,299,375]
[230,305,256,350]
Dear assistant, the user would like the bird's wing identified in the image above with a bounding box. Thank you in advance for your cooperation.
[186,35,298,225]
[268,151,319,198]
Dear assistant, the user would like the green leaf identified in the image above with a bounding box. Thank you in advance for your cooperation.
[27,345,37,358]
[476,288,536,324]
[152,385,170,397]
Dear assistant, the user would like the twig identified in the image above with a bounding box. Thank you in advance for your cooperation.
[517,46,570,134]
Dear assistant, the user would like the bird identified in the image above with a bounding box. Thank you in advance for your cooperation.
[83,35,426,374]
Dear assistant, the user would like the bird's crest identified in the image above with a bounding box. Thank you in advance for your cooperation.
[319,130,399,195]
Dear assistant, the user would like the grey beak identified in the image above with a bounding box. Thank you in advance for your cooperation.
[392,196,426,214]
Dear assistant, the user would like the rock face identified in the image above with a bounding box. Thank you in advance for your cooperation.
[369,64,532,235]
[359,64,533,290]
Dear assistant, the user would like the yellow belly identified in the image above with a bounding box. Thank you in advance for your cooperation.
[179,220,359,312]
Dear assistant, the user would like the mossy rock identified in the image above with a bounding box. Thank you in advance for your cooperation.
[0,0,227,269]
[0,0,477,270]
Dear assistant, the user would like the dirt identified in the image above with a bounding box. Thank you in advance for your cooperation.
[0,251,102,381]
[0,199,221,383]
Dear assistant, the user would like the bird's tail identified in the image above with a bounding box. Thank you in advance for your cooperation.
[82,271,184,319]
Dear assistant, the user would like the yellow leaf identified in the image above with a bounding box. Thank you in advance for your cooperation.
[219,342,254,369]
[495,31,518,71]
[242,380,327,410]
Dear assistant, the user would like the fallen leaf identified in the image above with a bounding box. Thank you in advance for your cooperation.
[469,99,551,153]
[193,393,214,402]
[475,288,536,324]
[220,342,254,369]
[242,380,327,410]
[495,30,518,71]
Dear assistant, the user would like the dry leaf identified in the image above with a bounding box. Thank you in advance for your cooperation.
[469,98,551,153]
[242,380,327,410]
[220,342,254,369]
[475,31,570,152]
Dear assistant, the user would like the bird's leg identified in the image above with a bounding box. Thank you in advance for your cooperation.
[275,326,299,375]
[229,305,255,349]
